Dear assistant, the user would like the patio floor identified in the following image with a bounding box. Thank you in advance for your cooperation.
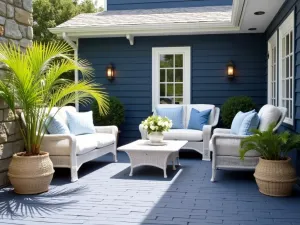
[1,152,300,225]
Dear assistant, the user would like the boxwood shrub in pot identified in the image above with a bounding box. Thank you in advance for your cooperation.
[221,96,256,128]
[0,42,108,194]
[240,123,300,197]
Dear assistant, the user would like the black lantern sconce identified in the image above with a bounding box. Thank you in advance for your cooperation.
[227,61,235,79]
[106,64,115,81]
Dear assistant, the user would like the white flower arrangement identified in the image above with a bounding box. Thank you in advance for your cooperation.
[141,115,172,134]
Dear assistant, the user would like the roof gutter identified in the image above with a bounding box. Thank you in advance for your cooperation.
[62,32,79,111]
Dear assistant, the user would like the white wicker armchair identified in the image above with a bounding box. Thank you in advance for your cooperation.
[210,105,287,182]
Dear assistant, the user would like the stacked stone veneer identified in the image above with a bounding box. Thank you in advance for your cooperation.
[0,0,33,47]
[0,0,32,187]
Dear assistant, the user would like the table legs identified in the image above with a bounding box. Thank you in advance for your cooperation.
[125,151,180,178]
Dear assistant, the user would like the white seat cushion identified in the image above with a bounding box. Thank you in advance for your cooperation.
[163,129,203,141]
[258,104,281,131]
[76,133,115,155]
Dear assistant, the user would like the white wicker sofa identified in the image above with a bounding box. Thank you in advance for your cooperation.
[139,104,220,161]
[209,104,287,182]
[40,106,118,182]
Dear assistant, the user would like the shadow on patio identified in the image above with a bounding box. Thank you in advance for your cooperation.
[0,185,88,219]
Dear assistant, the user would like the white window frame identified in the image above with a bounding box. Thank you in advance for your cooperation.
[268,31,278,106]
[279,11,294,125]
[152,47,191,109]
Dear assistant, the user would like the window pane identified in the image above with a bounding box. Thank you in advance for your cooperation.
[290,31,293,53]
[160,54,174,68]
[290,79,293,99]
[167,69,174,82]
[175,69,183,82]
[282,59,286,78]
[286,57,289,78]
[286,34,289,55]
[175,54,183,67]
[282,80,286,97]
[175,84,183,96]
[160,69,165,82]
[160,84,165,96]
[160,98,173,104]
[167,84,173,96]
[175,98,183,104]
[290,55,293,78]
[286,101,290,117]
[286,79,289,98]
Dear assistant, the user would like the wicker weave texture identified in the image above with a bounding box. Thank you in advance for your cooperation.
[254,157,297,197]
[8,152,54,194]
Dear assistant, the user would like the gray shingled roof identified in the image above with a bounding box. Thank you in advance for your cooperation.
[56,6,232,28]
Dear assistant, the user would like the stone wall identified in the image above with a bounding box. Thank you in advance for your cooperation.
[0,0,32,187]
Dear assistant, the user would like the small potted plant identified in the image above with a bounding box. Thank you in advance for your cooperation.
[240,123,300,197]
[0,42,108,194]
[141,115,172,143]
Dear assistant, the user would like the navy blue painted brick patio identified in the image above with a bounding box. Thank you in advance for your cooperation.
[1,152,300,225]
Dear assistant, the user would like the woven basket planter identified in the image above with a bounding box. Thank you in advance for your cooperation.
[254,157,297,197]
[8,152,54,195]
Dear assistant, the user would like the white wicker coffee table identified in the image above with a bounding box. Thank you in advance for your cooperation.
[118,140,187,178]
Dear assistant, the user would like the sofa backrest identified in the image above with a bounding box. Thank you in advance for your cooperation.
[154,104,216,128]
[50,106,77,126]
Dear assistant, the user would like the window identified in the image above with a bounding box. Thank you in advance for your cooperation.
[268,32,277,106]
[152,47,191,108]
[279,12,294,125]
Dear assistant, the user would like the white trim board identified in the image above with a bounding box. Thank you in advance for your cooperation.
[278,11,294,125]
[267,31,277,105]
[152,47,191,109]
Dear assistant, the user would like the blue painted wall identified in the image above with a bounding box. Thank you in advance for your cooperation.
[79,34,267,145]
[266,0,300,175]
[107,0,232,10]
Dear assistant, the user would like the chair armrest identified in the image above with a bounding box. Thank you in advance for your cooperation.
[95,126,118,139]
[139,124,147,140]
[41,134,76,156]
[203,125,212,146]
[213,128,231,134]
[210,133,247,156]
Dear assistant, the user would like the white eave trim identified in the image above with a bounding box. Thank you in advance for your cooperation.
[49,1,244,39]
[49,22,238,38]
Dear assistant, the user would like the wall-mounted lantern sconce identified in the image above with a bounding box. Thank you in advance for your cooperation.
[106,64,115,81]
[227,61,235,79]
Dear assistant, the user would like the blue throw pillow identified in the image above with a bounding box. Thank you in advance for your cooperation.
[187,108,211,131]
[156,106,184,129]
[46,115,70,134]
[238,112,260,135]
[231,110,255,135]
[66,111,96,135]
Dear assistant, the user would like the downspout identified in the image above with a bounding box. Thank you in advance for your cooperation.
[62,32,79,111]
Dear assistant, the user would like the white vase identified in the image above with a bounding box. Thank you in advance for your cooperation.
[148,132,164,143]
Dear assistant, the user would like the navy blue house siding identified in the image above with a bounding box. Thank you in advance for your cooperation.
[266,0,300,175]
[79,34,267,145]
[107,0,232,10]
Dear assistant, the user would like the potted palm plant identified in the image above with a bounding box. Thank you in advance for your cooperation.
[240,123,300,197]
[0,42,108,194]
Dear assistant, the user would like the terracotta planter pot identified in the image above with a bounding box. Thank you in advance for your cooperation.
[8,152,55,195]
[254,157,297,197]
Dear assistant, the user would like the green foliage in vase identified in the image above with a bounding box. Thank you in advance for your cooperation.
[240,123,300,161]
[92,96,125,128]
[221,96,256,128]
[0,42,108,155]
